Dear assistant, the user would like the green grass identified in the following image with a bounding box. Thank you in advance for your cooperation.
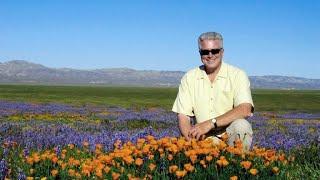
[253,89,320,113]
[0,84,319,112]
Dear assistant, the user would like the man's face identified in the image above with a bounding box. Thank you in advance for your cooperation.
[199,39,223,70]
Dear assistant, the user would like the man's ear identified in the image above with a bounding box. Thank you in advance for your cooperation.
[219,48,224,57]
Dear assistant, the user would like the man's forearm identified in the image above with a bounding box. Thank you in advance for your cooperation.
[216,103,252,127]
[177,114,192,140]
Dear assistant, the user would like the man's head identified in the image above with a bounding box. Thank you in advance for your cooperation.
[198,32,224,71]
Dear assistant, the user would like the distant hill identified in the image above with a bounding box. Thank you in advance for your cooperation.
[0,60,319,89]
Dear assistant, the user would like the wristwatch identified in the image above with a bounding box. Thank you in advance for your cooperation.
[211,118,218,129]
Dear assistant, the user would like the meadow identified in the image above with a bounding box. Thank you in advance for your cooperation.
[0,84,319,112]
[0,84,319,179]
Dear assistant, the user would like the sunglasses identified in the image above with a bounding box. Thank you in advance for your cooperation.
[199,48,223,56]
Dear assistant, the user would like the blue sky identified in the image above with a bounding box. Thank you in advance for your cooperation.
[1,0,319,78]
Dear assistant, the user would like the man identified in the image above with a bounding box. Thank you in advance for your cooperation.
[172,32,254,151]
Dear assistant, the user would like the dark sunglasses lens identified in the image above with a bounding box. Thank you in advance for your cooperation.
[200,50,210,56]
[200,49,221,56]
[211,49,221,55]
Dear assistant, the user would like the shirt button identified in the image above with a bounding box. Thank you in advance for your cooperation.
[211,98,213,101]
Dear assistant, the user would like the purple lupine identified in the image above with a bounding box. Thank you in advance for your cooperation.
[250,113,319,150]
[0,101,319,153]
[279,112,320,119]
[1,119,180,152]
[0,159,8,179]
[17,168,26,180]
[0,101,89,118]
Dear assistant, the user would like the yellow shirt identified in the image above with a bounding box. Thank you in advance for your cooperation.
[172,62,254,123]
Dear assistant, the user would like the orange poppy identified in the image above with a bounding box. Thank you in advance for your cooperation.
[200,160,206,166]
[112,172,120,180]
[102,166,110,174]
[137,138,146,144]
[171,137,178,143]
[249,168,258,176]
[135,158,143,166]
[210,149,220,158]
[146,135,155,141]
[123,156,134,165]
[169,165,178,173]
[190,154,197,164]
[142,145,151,154]
[148,154,154,160]
[218,141,227,150]
[51,169,58,177]
[68,144,75,149]
[175,170,187,178]
[95,169,103,178]
[230,176,238,180]
[234,139,243,149]
[26,157,34,165]
[68,169,76,176]
[221,133,229,142]
[60,163,67,170]
[216,156,229,167]
[51,156,58,164]
[206,155,213,162]
[149,163,156,171]
[272,167,279,174]
[240,161,252,170]
[278,153,286,162]
[75,173,81,179]
[216,158,229,167]
[177,139,186,149]
[184,163,195,172]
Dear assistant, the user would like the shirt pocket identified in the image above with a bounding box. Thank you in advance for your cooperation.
[218,90,234,112]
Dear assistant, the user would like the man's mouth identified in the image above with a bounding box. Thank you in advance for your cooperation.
[206,59,215,64]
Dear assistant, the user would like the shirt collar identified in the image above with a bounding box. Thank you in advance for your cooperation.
[199,62,227,79]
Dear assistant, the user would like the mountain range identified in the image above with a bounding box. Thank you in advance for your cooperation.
[0,60,319,89]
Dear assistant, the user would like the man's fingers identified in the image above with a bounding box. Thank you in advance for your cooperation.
[184,135,191,141]
[189,127,195,133]
[191,130,197,138]
[193,131,199,140]
[196,133,201,140]
[188,126,207,140]
[188,127,196,137]
[201,134,206,140]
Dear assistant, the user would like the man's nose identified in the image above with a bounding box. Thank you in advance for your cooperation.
[208,52,213,57]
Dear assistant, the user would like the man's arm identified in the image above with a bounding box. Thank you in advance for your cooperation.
[172,73,195,140]
[177,113,192,141]
[189,103,252,140]
[215,103,252,127]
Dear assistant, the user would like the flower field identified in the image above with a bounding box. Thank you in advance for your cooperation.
[0,100,319,179]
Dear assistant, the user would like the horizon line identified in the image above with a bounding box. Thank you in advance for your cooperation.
[1,59,319,80]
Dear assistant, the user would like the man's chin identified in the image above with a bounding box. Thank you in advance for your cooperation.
[205,64,219,70]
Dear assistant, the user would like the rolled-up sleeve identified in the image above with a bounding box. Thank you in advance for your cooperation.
[172,75,194,116]
[233,71,254,112]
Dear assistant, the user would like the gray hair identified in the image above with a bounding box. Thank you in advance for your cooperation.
[198,32,223,49]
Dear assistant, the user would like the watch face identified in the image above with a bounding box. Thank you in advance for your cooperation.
[211,119,216,123]
[211,119,217,128]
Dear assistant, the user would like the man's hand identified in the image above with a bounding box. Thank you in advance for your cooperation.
[189,120,213,140]
[177,113,193,141]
